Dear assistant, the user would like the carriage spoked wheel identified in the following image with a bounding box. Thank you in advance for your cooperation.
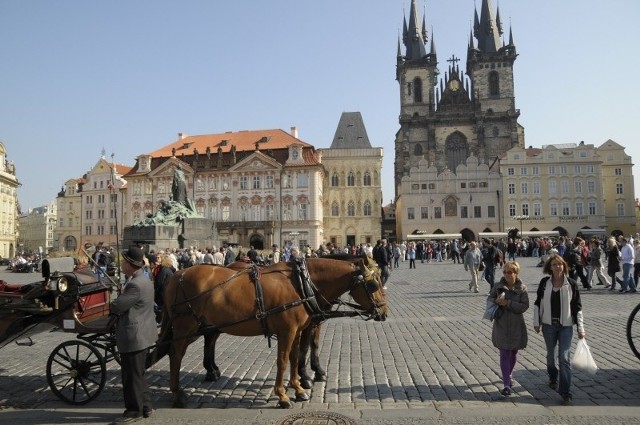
[627,303,640,360]
[46,339,107,404]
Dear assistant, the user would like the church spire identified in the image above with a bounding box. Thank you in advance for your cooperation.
[403,0,428,61]
[474,0,502,53]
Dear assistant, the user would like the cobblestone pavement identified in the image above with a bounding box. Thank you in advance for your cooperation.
[1,257,640,424]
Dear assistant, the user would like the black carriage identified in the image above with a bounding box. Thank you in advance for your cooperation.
[0,258,118,404]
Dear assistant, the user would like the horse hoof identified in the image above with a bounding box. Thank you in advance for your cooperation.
[295,392,309,402]
[278,400,293,409]
[172,390,188,408]
[300,378,313,389]
[204,371,220,382]
[314,373,327,383]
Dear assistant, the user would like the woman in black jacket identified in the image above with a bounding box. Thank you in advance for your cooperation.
[606,237,622,290]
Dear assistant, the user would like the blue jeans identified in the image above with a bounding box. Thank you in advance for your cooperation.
[542,323,573,396]
[484,265,495,290]
[622,263,636,291]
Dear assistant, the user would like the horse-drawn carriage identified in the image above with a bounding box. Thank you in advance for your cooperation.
[0,255,387,409]
[0,257,118,405]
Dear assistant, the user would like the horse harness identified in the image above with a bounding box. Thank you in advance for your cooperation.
[167,257,377,347]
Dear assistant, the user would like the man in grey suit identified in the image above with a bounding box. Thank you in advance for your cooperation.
[110,246,157,423]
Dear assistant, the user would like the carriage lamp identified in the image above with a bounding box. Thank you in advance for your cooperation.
[57,277,69,293]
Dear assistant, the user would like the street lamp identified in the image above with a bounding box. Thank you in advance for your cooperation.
[513,215,530,237]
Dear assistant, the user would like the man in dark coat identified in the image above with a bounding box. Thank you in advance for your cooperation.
[110,246,157,423]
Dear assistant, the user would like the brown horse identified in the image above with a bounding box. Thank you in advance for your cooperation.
[200,254,385,389]
[149,257,387,408]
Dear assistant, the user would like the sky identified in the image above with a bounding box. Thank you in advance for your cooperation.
[1,0,639,212]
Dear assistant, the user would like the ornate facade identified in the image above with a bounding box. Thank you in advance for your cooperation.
[55,178,83,252]
[124,128,325,250]
[395,0,524,238]
[18,201,57,253]
[0,142,19,258]
[320,112,383,248]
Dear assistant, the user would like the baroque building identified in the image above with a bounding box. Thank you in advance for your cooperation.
[78,154,130,249]
[319,112,383,248]
[395,0,524,238]
[598,139,636,236]
[124,128,324,251]
[0,142,19,258]
[17,200,56,254]
[55,178,83,252]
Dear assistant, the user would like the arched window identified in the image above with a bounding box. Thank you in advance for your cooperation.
[489,71,499,96]
[413,143,423,156]
[363,201,372,216]
[445,131,469,172]
[347,201,355,217]
[413,77,423,103]
[331,201,339,216]
[363,171,371,186]
[331,173,339,187]
[347,172,355,187]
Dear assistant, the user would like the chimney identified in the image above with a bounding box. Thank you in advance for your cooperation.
[290,126,298,138]
[178,132,187,140]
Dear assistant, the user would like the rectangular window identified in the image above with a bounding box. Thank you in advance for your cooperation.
[508,167,515,176]
[239,176,248,190]
[616,183,623,194]
[222,205,230,222]
[588,180,596,193]
[560,165,567,174]
[265,175,274,189]
[548,166,556,175]
[533,203,541,217]
[85,225,92,235]
[508,183,515,194]
[298,204,307,220]
[407,208,415,220]
[615,168,622,176]
[434,207,442,219]
[561,180,569,194]
[533,182,541,194]
[562,202,570,216]
[488,205,495,218]
[297,172,309,188]
[521,182,528,194]
[522,203,529,215]
[474,206,482,218]
[532,166,539,175]
[428,183,436,190]
[575,203,583,215]
[575,181,582,193]
[86,195,92,204]
[574,165,581,174]
[587,165,594,173]
[460,182,466,189]
[59,218,63,227]
[520,167,527,175]
[617,203,624,216]
[266,204,275,220]
[460,206,468,219]
[412,183,419,190]
[421,207,428,219]
[253,176,261,189]
[550,202,558,216]
[549,180,557,194]
[588,202,596,215]
[509,204,516,217]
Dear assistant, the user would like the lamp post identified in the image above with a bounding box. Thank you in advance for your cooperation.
[513,215,530,237]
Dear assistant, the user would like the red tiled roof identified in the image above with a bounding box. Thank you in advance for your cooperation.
[148,129,312,158]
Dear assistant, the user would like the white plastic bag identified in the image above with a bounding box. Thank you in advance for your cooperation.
[572,338,598,376]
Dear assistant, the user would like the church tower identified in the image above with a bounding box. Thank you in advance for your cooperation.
[394,0,524,199]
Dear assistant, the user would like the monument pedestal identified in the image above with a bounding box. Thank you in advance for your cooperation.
[123,218,214,251]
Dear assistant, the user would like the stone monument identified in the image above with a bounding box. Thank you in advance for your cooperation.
[122,165,215,251]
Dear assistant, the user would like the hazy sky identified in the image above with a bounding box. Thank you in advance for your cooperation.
[2,0,639,211]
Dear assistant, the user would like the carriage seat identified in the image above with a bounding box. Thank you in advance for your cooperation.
[41,257,76,280]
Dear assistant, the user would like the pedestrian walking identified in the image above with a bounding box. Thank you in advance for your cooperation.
[620,237,637,292]
[488,260,529,397]
[606,237,622,291]
[586,239,610,289]
[407,242,416,269]
[464,241,482,293]
[533,254,585,405]
[110,246,158,423]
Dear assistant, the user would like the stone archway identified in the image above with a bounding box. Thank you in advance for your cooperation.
[249,233,265,250]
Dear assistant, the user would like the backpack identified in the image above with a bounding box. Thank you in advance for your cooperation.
[563,249,579,269]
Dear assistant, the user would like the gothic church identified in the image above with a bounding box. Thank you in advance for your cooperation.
[394,0,524,195]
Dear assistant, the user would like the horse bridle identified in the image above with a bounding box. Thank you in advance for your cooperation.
[347,261,386,321]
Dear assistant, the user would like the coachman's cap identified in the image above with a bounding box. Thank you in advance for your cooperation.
[122,246,145,268]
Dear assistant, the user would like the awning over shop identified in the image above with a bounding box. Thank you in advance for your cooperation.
[406,233,462,241]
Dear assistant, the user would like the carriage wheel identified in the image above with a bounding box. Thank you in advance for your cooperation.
[627,303,640,360]
[46,339,106,405]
